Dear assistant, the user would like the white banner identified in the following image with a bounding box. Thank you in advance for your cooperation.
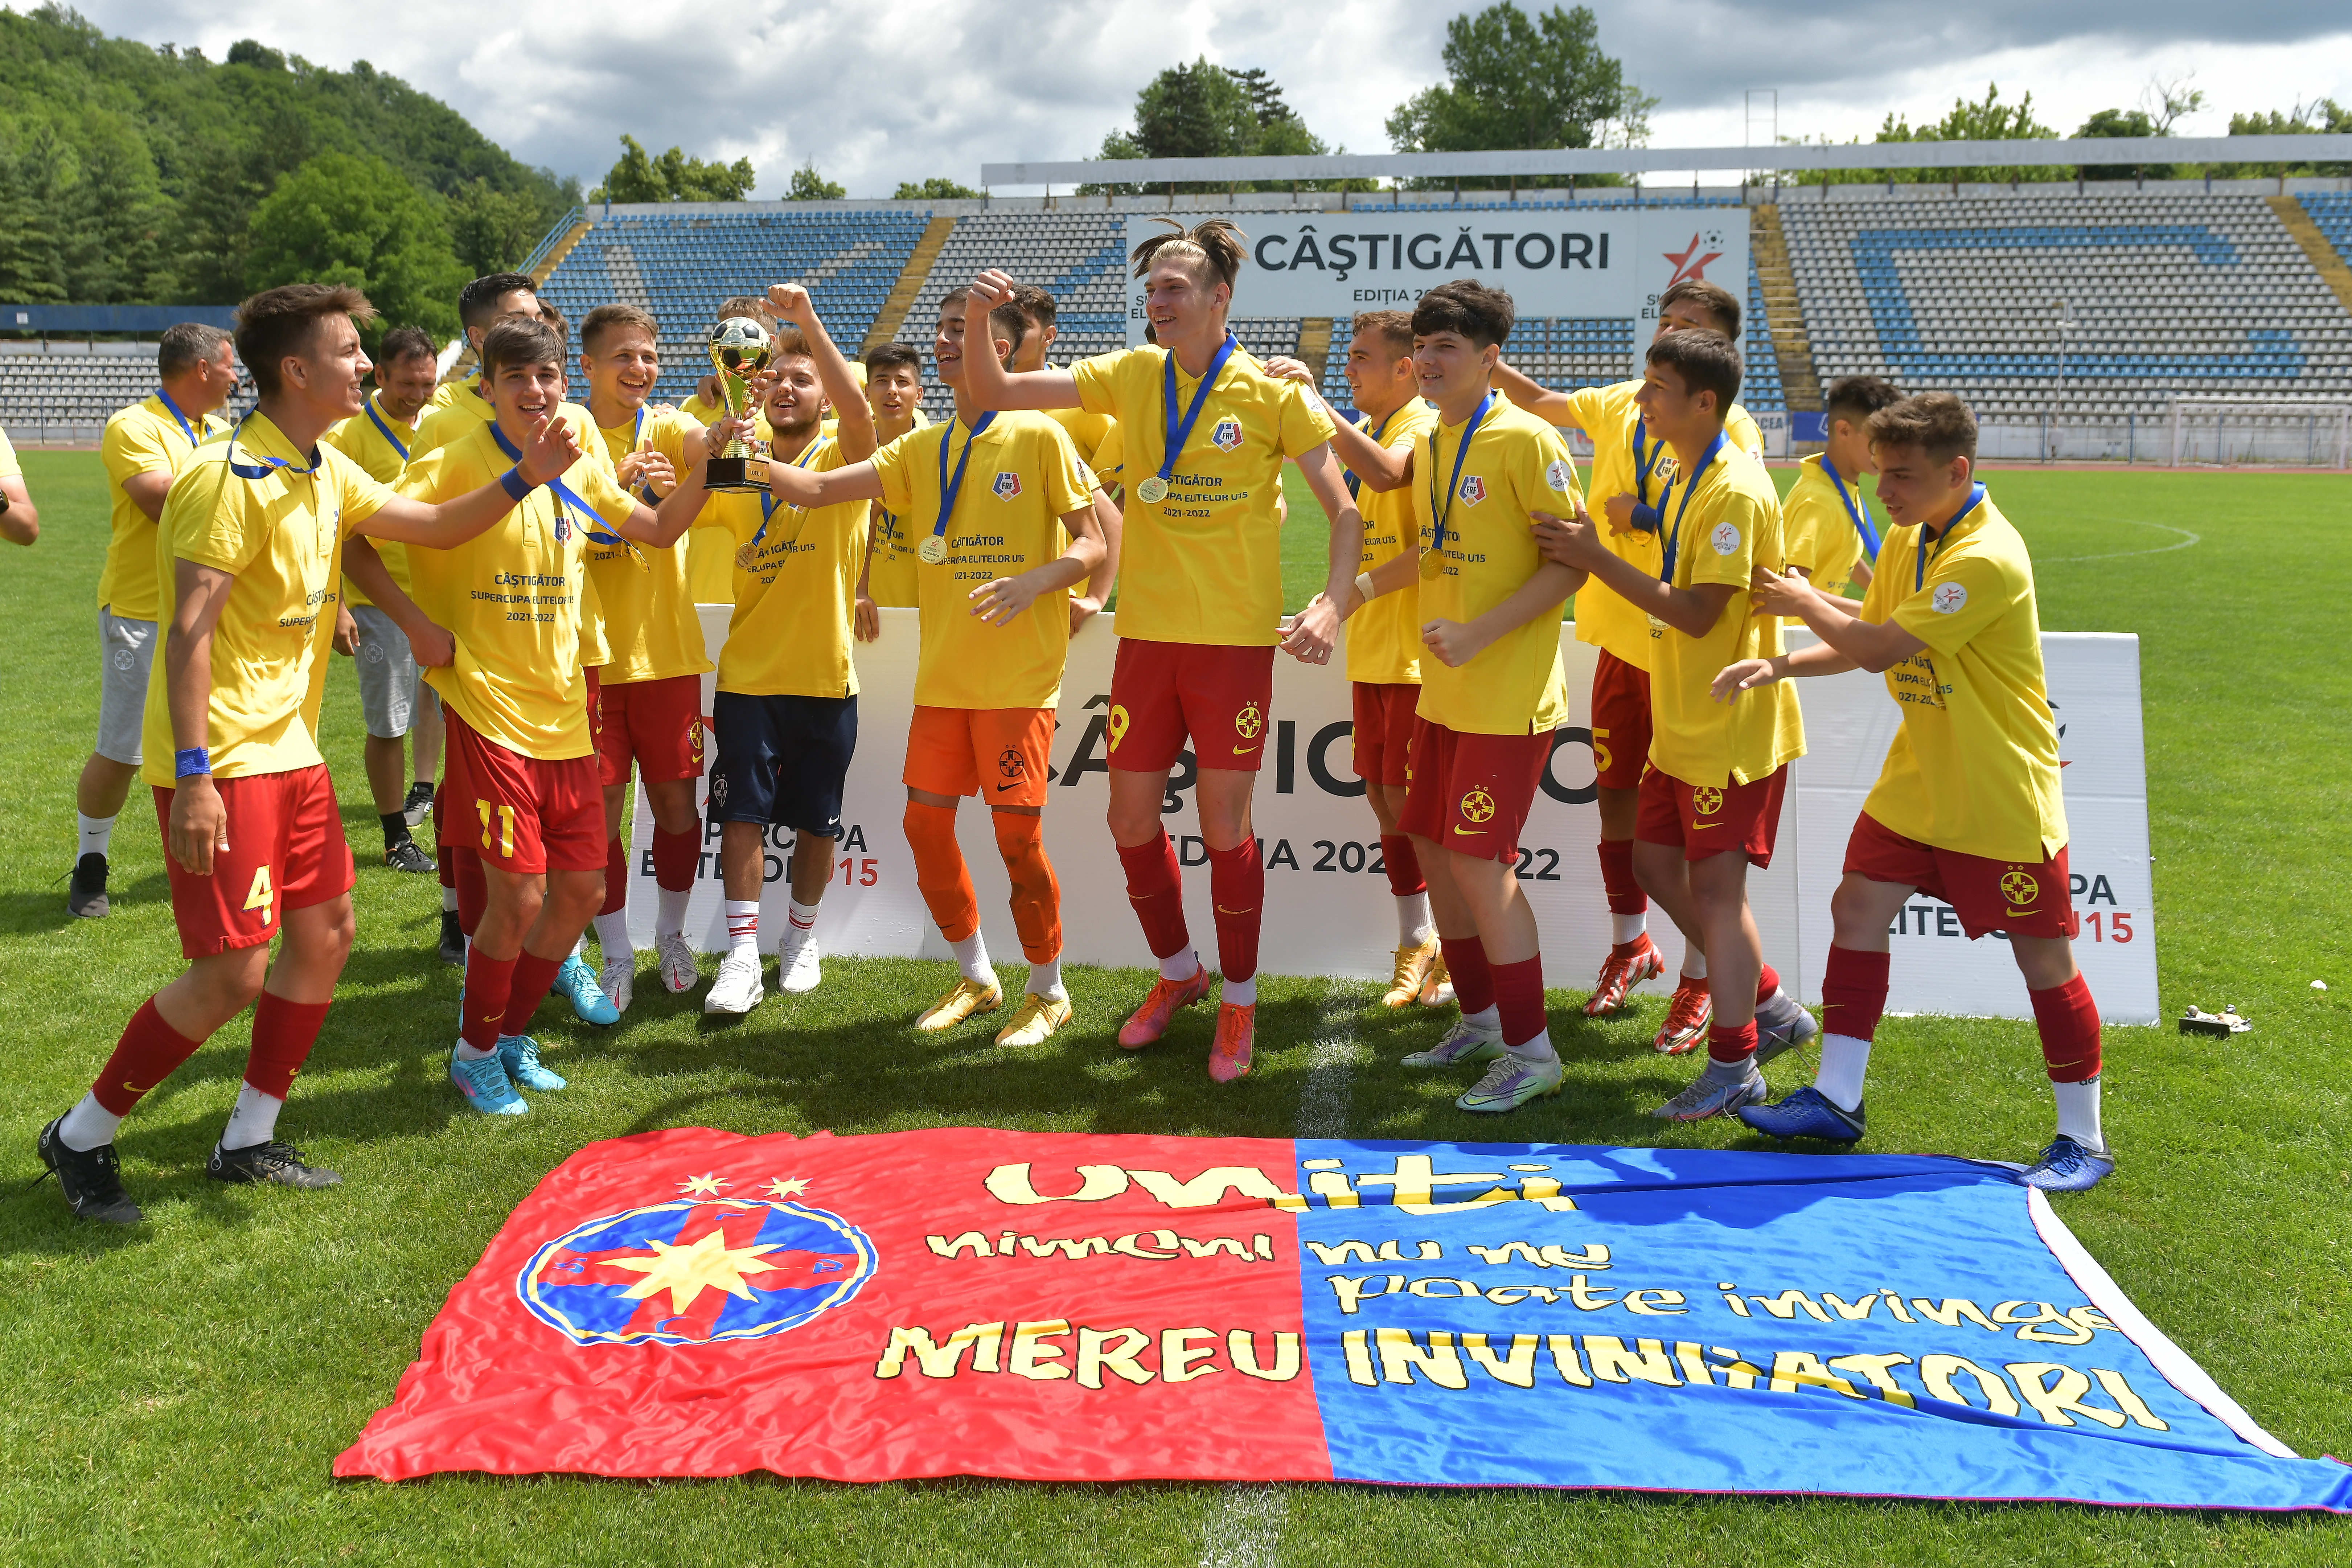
[1126,210,1750,361]
[632,612,2158,1024]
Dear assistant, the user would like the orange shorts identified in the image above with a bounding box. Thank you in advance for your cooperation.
[442,708,606,875]
[904,705,1056,808]
[1108,637,1275,773]
[1397,718,1552,866]
[1589,648,1651,791]
[153,763,354,959]
[1636,763,1788,867]
[597,672,708,787]
[1845,812,2080,940]
[1351,681,1420,789]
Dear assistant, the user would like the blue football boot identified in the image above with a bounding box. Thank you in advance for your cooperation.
[554,952,620,1026]
[497,1034,568,1092]
[449,1045,529,1116]
[2020,1135,2114,1193]
[1739,1085,1865,1143]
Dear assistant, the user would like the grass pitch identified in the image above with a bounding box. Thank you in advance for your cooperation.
[3,451,2347,1564]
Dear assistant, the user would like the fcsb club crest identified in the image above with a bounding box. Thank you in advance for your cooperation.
[998,746,1026,781]
[1210,416,1244,453]
[2000,870,2040,907]
[1458,476,1487,505]
[1691,785,1724,816]
[1234,702,1264,741]
[518,1195,875,1347]
[992,472,1022,501]
[1459,787,1497,824]
[688,719,706,771]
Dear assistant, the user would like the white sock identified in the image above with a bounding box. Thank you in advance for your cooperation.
[77,812,115,860]
[219,1083,284,1150]
[1462,1004,1502,1035]
[1159,947,1200,982]
[453,1037,497,1061]
[1397,892,1434,947]
[1222,975,1257,1007]
[56,1092,122,1152]
[442,886,459,913]
[1507,1027,1557,1064]
[1027,955,1066,1001]
[950,930,996,986]
[592,911,631,960]
[2053,1077,2106,1153]
[1680,948,1708,981]
[570,934,586,960]
[783,897,820,951]
[656,887,692,942]
[724,899,760,962]
[1814,1033,1872,1112]
[1611,912,1647,945]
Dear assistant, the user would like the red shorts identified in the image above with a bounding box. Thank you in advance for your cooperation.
[1397,718,1551,866]
[1589,648,1652,792]
[1637,763,1788,867]
[905,705,1055,808]
[1845,812,2080,940]
[597,673,708,787]
[1108,638,1276,774]
[1351,681,1419,789]
[441,708,606,875]
[153,763,354,959]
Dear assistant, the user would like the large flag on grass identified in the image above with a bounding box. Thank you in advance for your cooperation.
[336,1128,2349,1511]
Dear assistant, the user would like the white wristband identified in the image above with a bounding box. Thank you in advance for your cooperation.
[1354,571,1376,603]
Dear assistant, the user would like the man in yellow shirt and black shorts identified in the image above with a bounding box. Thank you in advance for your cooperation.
[961,222,1364,1081]
[36,283,587,1222]
[1495,278,1762,1047]
[1727,393,2111,1191]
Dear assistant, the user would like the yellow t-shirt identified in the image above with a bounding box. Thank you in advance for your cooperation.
[1644,443,1804,787]
[714,437,865,698]
[1409,400,1579,735]
[871,412,1093,710]
[860,414,932,609]
[1781,453,1878,613]
[1070,344,1335,647]
[399,420,637,761]
[1046,405,1114,470]
[100,394,226,620]
[588,405,716,685]
[1860,489,2067,862]
[1557,381,1761,670]
[0,422,19,481]
[1344,397,1438,686]
[137,414,396,785]
[323,393,422,606]
[1086,422,1126,494]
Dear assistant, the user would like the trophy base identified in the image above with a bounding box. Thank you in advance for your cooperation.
[704,455,769,493]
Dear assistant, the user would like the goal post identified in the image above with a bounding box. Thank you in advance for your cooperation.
[2166,398,2351,469]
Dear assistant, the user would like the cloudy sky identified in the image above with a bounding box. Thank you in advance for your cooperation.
[73,0,2352,195]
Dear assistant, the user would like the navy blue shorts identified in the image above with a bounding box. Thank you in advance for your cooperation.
[709,691,857,838]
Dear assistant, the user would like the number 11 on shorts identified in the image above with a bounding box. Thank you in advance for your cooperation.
[476,799,516,858]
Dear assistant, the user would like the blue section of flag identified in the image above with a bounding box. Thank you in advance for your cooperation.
[1291,1141,2350,1511]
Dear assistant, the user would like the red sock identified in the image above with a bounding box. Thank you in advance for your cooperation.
[904,800,979,941]
[433,785,455,890]
[1708,1019,1759,1065]
[1380,834,1425,898]
[600,836,628,916]
[455,850,487,940]
[1755,962,1782,1007]
[1821,945,1891,1041]
[1116,832,1191,960]
[499,950,566,1040]
[461,948,518,1050]
[90,998,206,1116]
[651,824,700,892]
[243,993,331,1101]
[1205,837,1264,984]
[2029,973,2102,1083]
[1441,933,1495,1015]
[1597,838,1645,915]
[1491,955,1547,1048]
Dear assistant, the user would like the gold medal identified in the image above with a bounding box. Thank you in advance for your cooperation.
[1136,475,1170,504]
[1420,549,1444,581]
[735,543,757,570]
[918,535,948,566]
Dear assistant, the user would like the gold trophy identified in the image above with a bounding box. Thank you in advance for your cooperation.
[703,315,772,492]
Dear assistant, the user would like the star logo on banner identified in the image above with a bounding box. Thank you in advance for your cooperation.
[763,1177,810,1199]
[604,1228,787,1315]
[677,1173,730,1195]
[1663,233,1723,286]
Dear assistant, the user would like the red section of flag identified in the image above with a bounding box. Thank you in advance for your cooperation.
[334,1127,1330,1484]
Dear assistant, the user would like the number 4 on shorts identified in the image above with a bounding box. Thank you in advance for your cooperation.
[244,864,274,916]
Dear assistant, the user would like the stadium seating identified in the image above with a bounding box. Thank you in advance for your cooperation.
[2299,193,2352,271]
[0,343,254,445]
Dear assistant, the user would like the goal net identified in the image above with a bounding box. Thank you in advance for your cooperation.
[2166,399,2351,468]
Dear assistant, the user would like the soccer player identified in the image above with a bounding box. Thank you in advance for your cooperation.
[70,323,240,919]
[1494,278,1763,1047]
[324,325,444,875]
[699,286,879,1015]
[1535,329,1813,1122]
[1781,376,1901,607]
[416,273,549,434]
[402,316,739,1113]
[762,287,1106,1044]
[858,341,928,614]
[1003,283,1124,637]
[1726,393,2109,1190]
[1326,282,1585,1109]
[960,220,1363,1081]
[574,303,727,1012]
[0,419,38,546]
[34,283,586,1223]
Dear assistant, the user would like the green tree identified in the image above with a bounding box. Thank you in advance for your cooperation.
[1868,82,2059,182]
[243,151,464,344]
[593,135,757,203]
[2076,108,2165,181]
[1385,4,1651,189]
[1082,59,1362,194]
[447,178,549,274]
[788,161,845,202]
[2216,99,2352,176]
[894,176,980,200]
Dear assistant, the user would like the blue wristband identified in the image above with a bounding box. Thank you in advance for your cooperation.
[1630,502,1663,534]
[174,747,211,779]
[499,467,535,503]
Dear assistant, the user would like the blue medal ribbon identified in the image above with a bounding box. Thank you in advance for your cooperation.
[490,423,642,564]
[1343,407,1395,502]
[1152,333,1239,493]
[749,438,824,552]
[1655,431,1727,583]
[225,413,322,481]
[155,387,200,447]
[364,394,411,465]
[1914,482,1987,594]
[929,412,997,555]
[1424,390,1495,565]
[1626,416,1668,533]
[1819,454,1881,562]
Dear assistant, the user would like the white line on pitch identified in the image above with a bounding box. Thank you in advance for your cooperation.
[2038,518,2202,563]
